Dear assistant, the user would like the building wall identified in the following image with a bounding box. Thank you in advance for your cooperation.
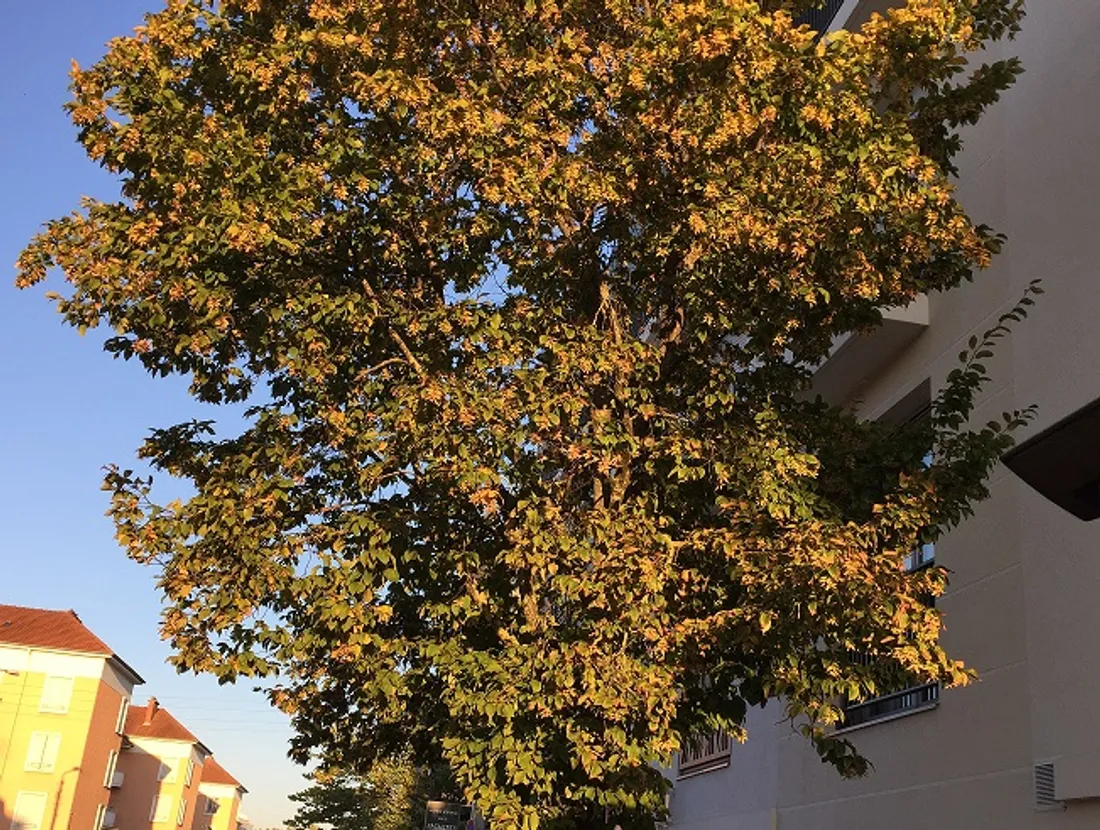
[112,740,205,830]
[0,649,131,830]
[68,676,129,830]
[669,1,1100,827]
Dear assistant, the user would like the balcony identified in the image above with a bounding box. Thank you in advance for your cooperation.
[806,295,929,407]
[796,0,846,32]
[677,729,732,778]
[840,681,939,730]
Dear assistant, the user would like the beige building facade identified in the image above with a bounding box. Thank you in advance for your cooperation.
[668,1,1100,828]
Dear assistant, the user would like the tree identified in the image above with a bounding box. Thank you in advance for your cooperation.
[18,0,1030,827]
[287,774,382,830]
[286,761,454,830]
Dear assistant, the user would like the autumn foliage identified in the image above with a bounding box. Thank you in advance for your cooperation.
[19,0,1028,827]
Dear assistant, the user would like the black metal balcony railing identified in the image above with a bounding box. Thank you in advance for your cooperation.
[678,729,732,777]
[796,0,846,33]
[841,681,939,728]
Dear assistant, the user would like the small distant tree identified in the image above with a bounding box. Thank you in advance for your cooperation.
[287,774,380,830]
[20,0,1031,828]
[287,762,456,830]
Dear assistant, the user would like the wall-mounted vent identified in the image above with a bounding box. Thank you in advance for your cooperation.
[1035,762,1061,810]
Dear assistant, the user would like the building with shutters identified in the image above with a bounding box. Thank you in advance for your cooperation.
[0,605,143,830]
[109,699,211,830]
[0,609,247,830]
[666,1,1100,828]
[193,758,247,830]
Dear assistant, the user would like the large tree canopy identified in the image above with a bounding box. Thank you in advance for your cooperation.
[19,0,1029,827]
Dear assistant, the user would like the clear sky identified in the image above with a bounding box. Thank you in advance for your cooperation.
[1,3,305,825]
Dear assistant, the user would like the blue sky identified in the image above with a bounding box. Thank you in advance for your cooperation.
[1,3,304,825]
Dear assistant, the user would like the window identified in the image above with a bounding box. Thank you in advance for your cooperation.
[115,698,130,735]
[158,760,178,783]
[104,750,120,788]
[677,729,731,777]
[12,792,49,830]
[184,757,195,787]
[24,733,62,773]
[904,541,936,571]
[177,799,188,827]
[94,805,107,830]
[903,447,936,571]
[39,676,74,714]
[150,796,172,823]
[204,798,219,816]
[839,392,940,730]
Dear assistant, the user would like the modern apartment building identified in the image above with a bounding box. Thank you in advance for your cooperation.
[110,700,211,830]
[193,758,246,830]
[0,605,143,830]
[667,1,1100,828]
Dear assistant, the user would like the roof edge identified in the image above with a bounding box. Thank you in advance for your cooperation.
[109,654,145,685]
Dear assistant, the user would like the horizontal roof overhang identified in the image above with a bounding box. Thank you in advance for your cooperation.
[1003,396,1100,521]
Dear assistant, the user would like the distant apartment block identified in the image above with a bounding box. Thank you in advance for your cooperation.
[194,759,247,830]
[0,607,246,830]
[110,699,211,830]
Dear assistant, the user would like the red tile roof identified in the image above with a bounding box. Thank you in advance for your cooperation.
[201,757,246,791]
[126,700,206,748]
[0,604,114,655]
[0,604,144,683]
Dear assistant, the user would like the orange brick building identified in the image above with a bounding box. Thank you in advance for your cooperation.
[0,605,143,830]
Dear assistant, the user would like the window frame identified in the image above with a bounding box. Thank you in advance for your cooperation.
[158,760,178,783]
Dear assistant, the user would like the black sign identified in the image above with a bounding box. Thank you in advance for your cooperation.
[423,801,474,830]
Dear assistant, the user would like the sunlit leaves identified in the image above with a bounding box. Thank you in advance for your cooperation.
[19,0,1028,828]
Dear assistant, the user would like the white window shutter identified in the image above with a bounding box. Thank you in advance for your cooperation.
[25,733,61,773]
[151,795,172,823]
[39,677,74,714]
[115,698,131,734]
[12,792,49,830]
